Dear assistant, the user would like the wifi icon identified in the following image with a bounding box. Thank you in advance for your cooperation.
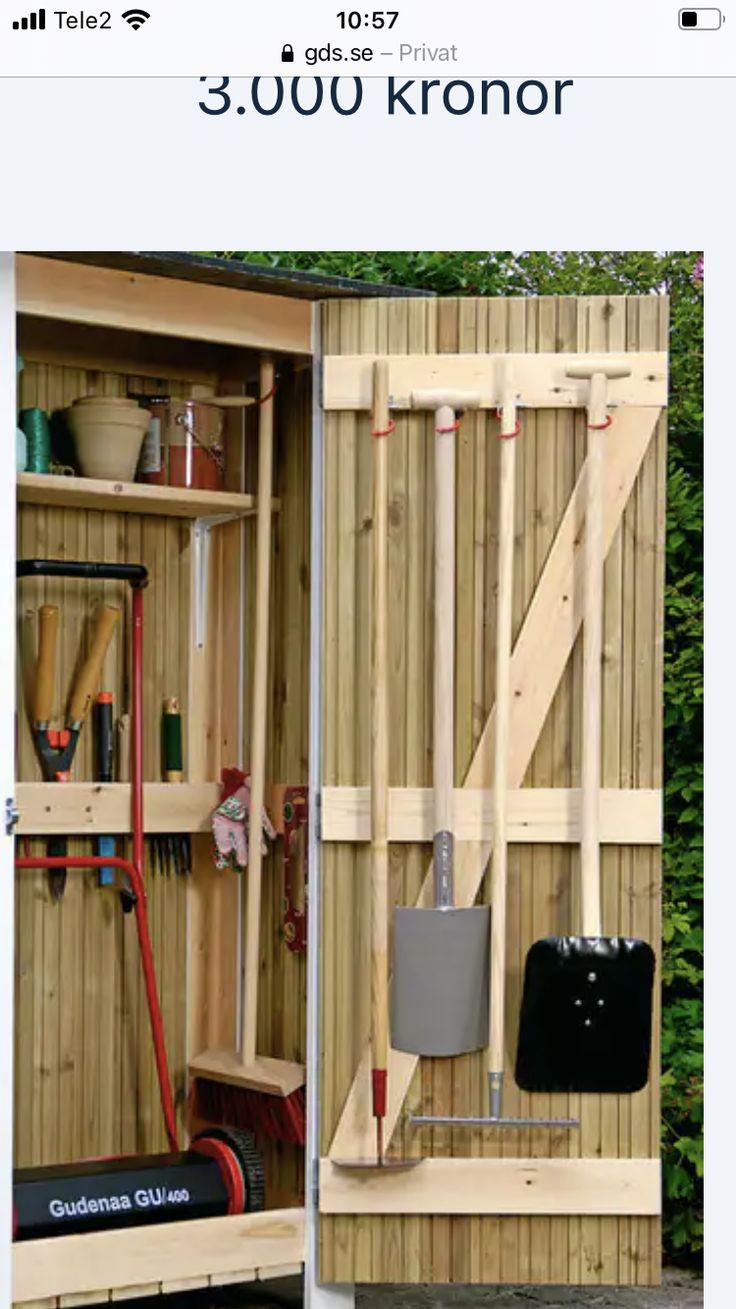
[122,7,150,28]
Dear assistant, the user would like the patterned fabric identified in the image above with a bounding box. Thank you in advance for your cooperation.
[212,780,276,871]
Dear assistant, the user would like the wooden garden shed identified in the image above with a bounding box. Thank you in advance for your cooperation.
[0,253,667,1307]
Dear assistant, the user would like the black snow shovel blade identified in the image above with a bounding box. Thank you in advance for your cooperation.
[514,935,656,1095]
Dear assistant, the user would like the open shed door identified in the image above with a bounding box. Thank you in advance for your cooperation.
[315,293,667,1287]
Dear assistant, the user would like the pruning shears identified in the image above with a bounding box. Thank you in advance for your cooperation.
[31,602,120,899]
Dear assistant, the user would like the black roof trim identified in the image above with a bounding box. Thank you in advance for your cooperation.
[34,251,435,302]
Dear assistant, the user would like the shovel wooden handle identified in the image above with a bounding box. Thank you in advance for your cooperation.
[371,361,391,1107]
[68,606,120,725]
[241,356,275,1068]
[580,373,607,936]
[488,385,518,1083]
[33,605,59,725]
[433,404,456,905]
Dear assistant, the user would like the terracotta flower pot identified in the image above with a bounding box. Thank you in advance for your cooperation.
[67,401,150,482]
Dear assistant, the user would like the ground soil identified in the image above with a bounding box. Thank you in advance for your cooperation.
[213,1268,703,1309]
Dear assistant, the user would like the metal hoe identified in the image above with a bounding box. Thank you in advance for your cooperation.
[410,373,577,1129]
[391,389,490,1059]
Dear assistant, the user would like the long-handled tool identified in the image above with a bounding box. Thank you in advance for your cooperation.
[15,559,264,1238]
[333,365,423,1169]
[369,361,391,1161]
[31,599,120,900]
[190,357,306,1143]
[391,390,490,1057]
[515,365,656,1095]
[410,378,576,1130]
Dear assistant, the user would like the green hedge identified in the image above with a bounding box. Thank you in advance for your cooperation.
[218,251,704,1263]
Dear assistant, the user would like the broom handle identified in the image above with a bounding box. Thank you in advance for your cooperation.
[581,372,606,937]
[371,361,390,1123]
[433,404,456,908]
[241,357,275,1068]
[488,387,517,1112]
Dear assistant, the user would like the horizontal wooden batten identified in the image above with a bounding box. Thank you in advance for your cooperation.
[323,352,668,411]
[16,782,220,835]
[319,1159,661,1217]
[12,1208,306,1305]
[16,255,313,356]
[321,786,662,845]
[17,473,282,521]
[15,781,299,836]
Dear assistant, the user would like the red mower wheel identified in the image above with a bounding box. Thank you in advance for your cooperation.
[192,1126,265,1213]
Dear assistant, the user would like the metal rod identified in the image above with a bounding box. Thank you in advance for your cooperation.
[410,1113,579,1128]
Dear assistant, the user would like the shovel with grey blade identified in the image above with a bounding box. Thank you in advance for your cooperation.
[391,390,490,1059]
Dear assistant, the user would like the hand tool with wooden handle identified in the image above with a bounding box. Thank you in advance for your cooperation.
[152,697,190,878]
[391,389,490,1058]
[516,365,656,1095]
[94,692,116,888]
[370,361,391,1162]
[331,366,424,1170]
[188,356,305,1136]
[31,603,120,901]
[410,377,576,1130]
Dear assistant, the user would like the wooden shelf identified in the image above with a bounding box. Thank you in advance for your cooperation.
[17,473,280,520]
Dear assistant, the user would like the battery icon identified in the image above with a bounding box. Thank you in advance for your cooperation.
[679,7,723,26]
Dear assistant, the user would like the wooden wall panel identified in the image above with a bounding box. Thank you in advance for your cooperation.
[319,295,666,1285]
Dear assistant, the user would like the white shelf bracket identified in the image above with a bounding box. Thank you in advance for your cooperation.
[193,512,250,650]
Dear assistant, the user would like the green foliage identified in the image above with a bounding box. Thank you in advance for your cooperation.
[215,250,704,1263]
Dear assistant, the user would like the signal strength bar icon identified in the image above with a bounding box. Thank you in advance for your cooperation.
[12,7,46,28]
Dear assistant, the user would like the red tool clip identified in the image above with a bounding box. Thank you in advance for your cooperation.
[282,786,308,954]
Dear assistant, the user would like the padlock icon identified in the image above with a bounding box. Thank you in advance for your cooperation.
[281,43,295,63]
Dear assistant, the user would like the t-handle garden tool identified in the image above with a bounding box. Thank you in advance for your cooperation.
[411,375,576,1130]
[515,365,656,1095]
[391,388,490,1058]
[31,597,120,899]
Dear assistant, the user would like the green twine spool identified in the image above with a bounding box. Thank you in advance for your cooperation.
[20,408,51,474]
